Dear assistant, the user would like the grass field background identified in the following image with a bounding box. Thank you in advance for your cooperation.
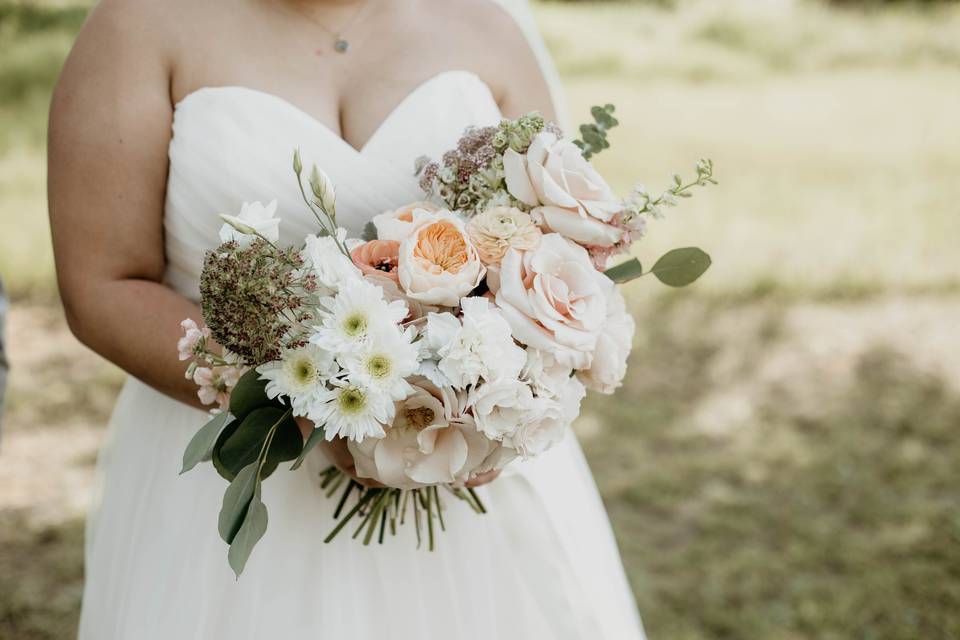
[1,1,959,638]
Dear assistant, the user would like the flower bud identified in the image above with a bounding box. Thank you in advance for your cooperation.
[218,213,258,236]
[309,165,337,215]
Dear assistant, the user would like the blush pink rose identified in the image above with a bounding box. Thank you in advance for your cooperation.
[503,131,625,247]
[490,233,613,370]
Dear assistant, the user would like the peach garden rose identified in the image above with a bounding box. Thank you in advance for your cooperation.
[397,209,484,307]
[351,239,401,283]
[371,201,438,242]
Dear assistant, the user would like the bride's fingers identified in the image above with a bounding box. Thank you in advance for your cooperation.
[465,469,500,488]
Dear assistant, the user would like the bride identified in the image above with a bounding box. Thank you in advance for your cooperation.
[48,0,646,637]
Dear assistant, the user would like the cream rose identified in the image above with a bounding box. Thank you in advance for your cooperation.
[503,131,625,247]
[491,233,612,370]
[503,376,585,458]
[579,287,635,394]
[466,207,542,266]
[397,209,485,307]
[371,201,438,242]
[348,379,496,488]
[469,378,535,441]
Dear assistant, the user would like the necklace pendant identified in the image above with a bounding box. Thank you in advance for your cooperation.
[334,38,349,53]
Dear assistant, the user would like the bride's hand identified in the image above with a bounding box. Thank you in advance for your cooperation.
[295,418,383,488]
[465,469,501,488]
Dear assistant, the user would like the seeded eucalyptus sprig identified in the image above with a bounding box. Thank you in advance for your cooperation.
[623,158,717,222]
[574,104,619,160]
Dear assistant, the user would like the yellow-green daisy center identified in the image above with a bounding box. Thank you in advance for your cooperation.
[342,312,368,338]
[337,387,366,415]
[366,354,392,379]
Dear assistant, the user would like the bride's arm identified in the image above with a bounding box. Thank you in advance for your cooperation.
[467,2,558,124]
[48,1,206,411]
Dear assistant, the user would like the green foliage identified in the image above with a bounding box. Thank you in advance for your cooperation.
[649,247,712,287]
[229,369,275,419]
[213,406,302,481]
[573,104,618,159]
[228,486,268,577]
[218,462,259,544]
[604,248,712,286]
[605,257,644,284]
[180,410,230,474]
[291,426,326,471]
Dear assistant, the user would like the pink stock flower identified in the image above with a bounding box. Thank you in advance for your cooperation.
[193,365,243,410]
[177,318,211,361]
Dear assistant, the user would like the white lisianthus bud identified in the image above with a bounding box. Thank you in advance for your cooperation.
[309,165,337,215]
[218,214,259,236]
[293,148,303,176]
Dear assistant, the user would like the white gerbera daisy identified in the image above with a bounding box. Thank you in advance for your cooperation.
[309,379,394,442]
[311,280,408,354]
[340,327,419,401]
[257,344,336,417]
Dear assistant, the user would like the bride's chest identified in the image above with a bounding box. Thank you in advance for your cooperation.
[160,71,502,299]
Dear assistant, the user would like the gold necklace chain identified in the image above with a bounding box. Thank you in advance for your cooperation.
[311,0,375,54]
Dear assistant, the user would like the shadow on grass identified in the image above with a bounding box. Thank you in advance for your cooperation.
[583,296,960,640]
[0,510,84,640]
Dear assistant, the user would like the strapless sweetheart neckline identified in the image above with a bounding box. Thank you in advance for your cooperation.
[173,70,495,155]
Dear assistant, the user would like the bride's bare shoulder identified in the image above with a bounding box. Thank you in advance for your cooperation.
[427,0,556,119]
[58,0,201,84]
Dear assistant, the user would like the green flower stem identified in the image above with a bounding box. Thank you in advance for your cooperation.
[467,488,487,514]
[412,489,423,549]
[426,488,435,551]
[254,407,292,478]
[333,480,357,519]
[323,488,378,544]
[432,486,446,532]
[363,491,390,545]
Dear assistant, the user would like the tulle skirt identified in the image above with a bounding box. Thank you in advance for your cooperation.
[79,377,645,639]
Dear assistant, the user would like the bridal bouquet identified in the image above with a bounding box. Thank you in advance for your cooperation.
[179,105,716,575]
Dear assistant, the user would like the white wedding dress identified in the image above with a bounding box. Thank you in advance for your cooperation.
[78,68,645,640]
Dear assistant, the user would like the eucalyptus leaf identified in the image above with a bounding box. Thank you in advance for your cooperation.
[218,462,258,544]
[604,258,644,284]
[180,411,230,474]
[290,426,326,471]
[228,485,269,577]
[650,247,712,287]
[217,407,303,481]
[211,417,242,481]
[228,369,274,419]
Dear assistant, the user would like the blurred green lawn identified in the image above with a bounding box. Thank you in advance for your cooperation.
[1,1,960,639]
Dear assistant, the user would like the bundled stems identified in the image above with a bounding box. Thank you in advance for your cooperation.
[318,466,485,549]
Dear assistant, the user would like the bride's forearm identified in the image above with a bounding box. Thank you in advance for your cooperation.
[62,277,209,411]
